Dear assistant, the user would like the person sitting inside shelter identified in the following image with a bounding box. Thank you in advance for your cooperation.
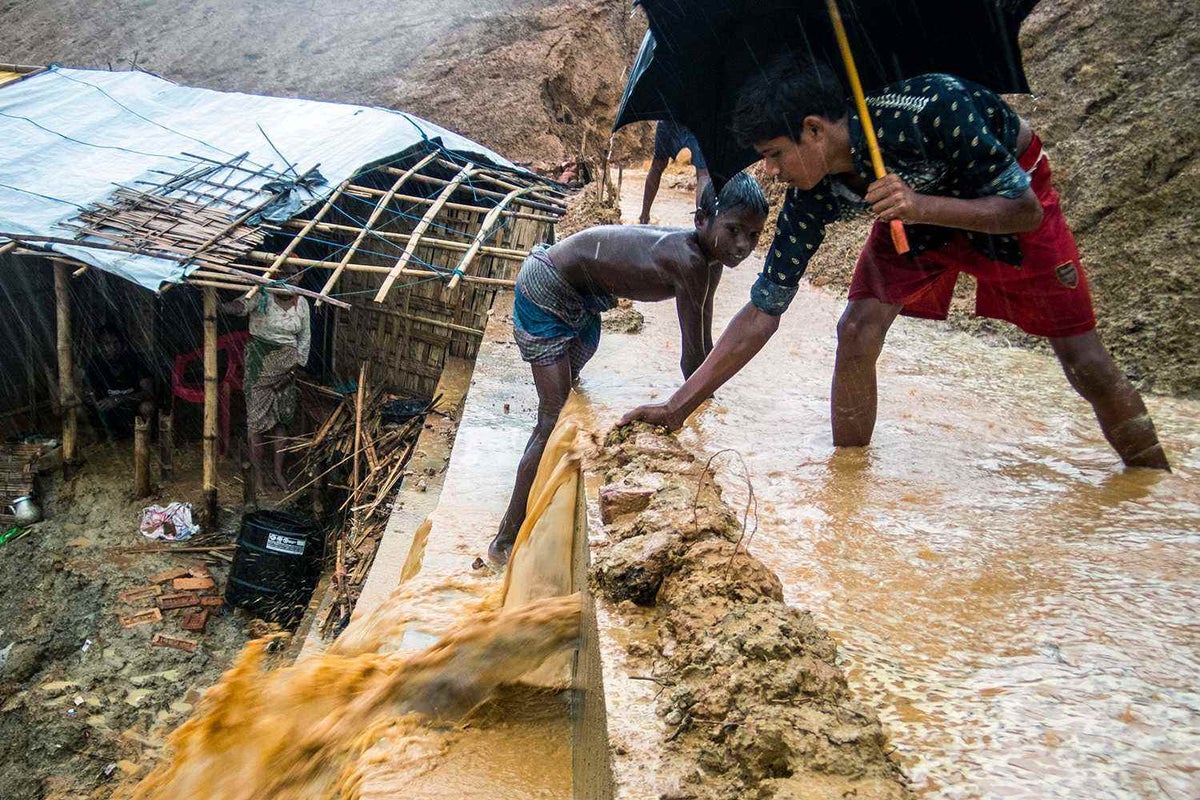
[639,120,712,224]
[84,326,156,440]
[486,172,769,567]
[220,263,311,494]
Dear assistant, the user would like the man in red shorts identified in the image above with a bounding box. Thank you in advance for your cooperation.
[622,61,1168,469]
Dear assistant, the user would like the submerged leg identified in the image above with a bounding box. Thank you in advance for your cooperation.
[1050,331,1169,469]
[489,357,573,566]
[831,298,902,447]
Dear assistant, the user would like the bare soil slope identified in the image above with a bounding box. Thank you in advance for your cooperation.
[0,0,644,166]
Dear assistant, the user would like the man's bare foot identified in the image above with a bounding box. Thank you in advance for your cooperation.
[486,534,513,571]
[272,471,289,492]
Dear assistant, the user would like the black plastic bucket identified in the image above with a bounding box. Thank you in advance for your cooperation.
[225,510,323,628]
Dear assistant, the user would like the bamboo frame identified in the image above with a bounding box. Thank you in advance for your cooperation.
[448,185,542,290]
[375,162,475,302]
[318,152,439,301]
[433,157,568,209]
[249,177,352,300]
[245,251,515,287]
[280,219,529,260]
[54,263,79,476]
[392,164,567,214]
[346,185,560,224]
[202,288,218,522]
[351,363,366,518]
[0,232,351,307]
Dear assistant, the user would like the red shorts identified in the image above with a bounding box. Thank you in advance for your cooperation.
[848,135,1096,339]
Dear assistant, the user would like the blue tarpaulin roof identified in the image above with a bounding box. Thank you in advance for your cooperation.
[0,66,525,290]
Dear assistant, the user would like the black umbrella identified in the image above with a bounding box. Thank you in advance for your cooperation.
[616,0,1040,188]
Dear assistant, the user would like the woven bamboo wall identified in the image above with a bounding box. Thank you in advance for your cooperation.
[332,168,556,399]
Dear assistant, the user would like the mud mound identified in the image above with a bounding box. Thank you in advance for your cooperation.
[602,299,645,334]
[590,425,910,799]
[393,0,648,169]
[555,185,623,238]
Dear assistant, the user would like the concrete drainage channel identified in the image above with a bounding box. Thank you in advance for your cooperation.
[282,291,906,798]
[291,293,614,798]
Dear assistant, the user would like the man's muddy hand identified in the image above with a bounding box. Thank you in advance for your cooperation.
[619,402,684,431]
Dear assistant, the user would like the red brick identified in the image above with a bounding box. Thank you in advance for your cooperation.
[173,577,215,592]
[151,633,197,653]
[181,610,209,633]
[118,585,163,604]
[118,608,163,628]
[148,567,189,584]
[157,592,200,610]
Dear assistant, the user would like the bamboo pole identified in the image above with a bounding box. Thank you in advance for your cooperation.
[431,158,568,206]
[826,0,909,254]
[280,219,529,259]
[133,416,151,498]
[247,177,353,301]
[351,363,366,519]
[54,263,79,478]
[159,413,173,482]
[366,303,485,336]
[345,185,560,224]
[319,152,439,302]
[245,251,516,287]
[391,164,567,212]
[448,185,541,290]
[375,163,475,302]
[202,289,219,524]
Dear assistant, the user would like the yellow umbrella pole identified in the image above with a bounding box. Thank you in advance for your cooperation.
[826,0,911,254]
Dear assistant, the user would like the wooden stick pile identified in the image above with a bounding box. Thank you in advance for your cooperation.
[69,188,266,268]
[283,377,436,637]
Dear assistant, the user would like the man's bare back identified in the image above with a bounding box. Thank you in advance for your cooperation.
[548,225,715,303]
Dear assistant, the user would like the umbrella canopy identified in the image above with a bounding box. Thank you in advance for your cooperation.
[616,0,1041,184]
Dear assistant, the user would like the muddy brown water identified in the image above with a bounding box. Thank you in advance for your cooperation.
[573,176,1200,798]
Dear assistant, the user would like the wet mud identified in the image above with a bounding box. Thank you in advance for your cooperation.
[0,444,249,800]
[591,424,910,799]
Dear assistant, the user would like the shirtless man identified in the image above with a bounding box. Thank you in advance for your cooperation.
[487,172,769,566]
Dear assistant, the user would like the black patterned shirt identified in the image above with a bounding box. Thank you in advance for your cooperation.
[752,73,1031,316]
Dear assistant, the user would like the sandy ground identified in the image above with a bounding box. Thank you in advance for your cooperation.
[0,442,254,800]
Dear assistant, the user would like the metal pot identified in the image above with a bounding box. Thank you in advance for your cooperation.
[8,495,42,526]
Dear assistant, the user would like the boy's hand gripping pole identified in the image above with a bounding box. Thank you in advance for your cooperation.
[826,0,911,254]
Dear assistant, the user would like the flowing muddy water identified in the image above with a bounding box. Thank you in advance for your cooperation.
[128,419,586,799]
[574,176,1200,798]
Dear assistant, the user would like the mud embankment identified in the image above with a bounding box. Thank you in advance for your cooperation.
[590,424,910,799]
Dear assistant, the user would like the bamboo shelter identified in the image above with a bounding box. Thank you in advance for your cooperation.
[0,65,567,513]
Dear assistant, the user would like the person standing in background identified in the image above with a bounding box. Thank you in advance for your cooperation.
[220,264,311,493]
[639,120,711,224]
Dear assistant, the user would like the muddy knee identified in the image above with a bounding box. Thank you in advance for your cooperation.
[1060,351,1125,403]
[836,311,888,361]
